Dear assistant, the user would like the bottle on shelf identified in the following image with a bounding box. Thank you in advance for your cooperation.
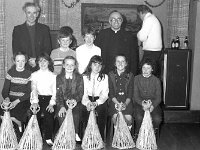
[175,36,180,49]
[184,36,189,49]
[171,39,175,49]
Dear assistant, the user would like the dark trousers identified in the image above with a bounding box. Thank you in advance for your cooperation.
[141,50,161,77]
[37,95,55,140]
[134,103,162,135]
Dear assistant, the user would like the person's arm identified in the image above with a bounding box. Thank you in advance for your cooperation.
[43,26,52,55]
[49,75,56,106]
[96,75,109,105]
[56,76,65,109]
[73,75,84,103]
[1,73,11,100]
[151,77,161,108]
[125,74,134,106]
[133,76,143,106]
[30,74,39,104]
[94,31,102,48]
[108,72,119,105]
[82,76,91,106]
[12,26,20,55]
[137,16,153,42]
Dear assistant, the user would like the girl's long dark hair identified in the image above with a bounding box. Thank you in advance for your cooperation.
[83,55,105,81]
[36,52,54,72]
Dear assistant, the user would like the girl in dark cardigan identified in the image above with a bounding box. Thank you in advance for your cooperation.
[133,58,162,136]
[108,54,134,128]
[56,56,84,142]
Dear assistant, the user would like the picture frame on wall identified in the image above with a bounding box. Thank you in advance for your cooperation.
[81,3,142,35]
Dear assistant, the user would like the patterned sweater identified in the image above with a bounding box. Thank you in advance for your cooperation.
[50,48,76,75]
[2,66,32,102]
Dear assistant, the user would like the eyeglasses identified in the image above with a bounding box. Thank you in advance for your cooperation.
[110,18,123,23]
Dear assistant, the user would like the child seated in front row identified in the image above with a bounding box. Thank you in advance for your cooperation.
[1,51,31,134]
[108,54,134,129]
[50,28,76,75]
[82,55,109,140]
[56,56,84,142]
[30,53,56,146]
[133,58,162,138]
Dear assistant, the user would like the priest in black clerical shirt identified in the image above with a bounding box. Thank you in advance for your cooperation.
[95,10,139,75]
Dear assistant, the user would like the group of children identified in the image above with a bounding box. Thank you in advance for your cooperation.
[0,26,162,147]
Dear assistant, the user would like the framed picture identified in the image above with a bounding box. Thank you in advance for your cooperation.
[81,3,142,35]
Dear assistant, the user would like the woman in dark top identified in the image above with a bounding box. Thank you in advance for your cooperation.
[133,58,162,136]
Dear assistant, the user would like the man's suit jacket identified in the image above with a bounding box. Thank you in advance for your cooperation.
[12,22,52,58]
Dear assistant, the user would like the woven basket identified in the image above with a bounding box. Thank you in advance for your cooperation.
[81,110,104,150]
[0,104,18,150]
[136,110,157,150]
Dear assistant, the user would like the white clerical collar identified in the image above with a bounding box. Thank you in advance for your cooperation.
[111,28,120,33]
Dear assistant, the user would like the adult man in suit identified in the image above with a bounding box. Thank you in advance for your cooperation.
[95,10,139,75]
[12,2,52,71]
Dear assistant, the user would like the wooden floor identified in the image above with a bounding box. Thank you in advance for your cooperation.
[42,123,200,150]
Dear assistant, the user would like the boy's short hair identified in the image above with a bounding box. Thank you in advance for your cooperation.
[22,2,40,12]
[57,30,73,41]
[13,51,28,62]
[60,26,73,34]
[82,26,96,37]
[137,5,152,14]
[139,58,155,74]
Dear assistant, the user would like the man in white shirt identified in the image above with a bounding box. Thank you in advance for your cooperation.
[137,5,163,76]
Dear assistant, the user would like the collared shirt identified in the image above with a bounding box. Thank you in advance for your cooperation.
[30,69,56,105]
[137,12,162,51]
[76,44,101,74]
[82,73,109,106]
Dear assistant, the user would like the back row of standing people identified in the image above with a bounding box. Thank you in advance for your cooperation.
[11,2,141,75]
[11,2,162,76]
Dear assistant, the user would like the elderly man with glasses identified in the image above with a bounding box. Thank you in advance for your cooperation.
[95,10,139,75]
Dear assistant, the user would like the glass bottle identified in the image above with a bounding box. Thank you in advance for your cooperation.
[171,39,175,49]
[184,36,189,49]
[175,36,180,49]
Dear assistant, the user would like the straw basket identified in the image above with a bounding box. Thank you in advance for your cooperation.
[18,105,43,150]
[81,104,104,150]
[52,99,77,150]
[0,102,18,150]
[112,103,135,149]
[136,110,157,150]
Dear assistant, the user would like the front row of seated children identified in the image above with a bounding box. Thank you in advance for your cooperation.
[0,51,162,146]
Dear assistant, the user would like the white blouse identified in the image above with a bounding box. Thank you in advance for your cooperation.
[30,69,56,105]
[82,73,109,106]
